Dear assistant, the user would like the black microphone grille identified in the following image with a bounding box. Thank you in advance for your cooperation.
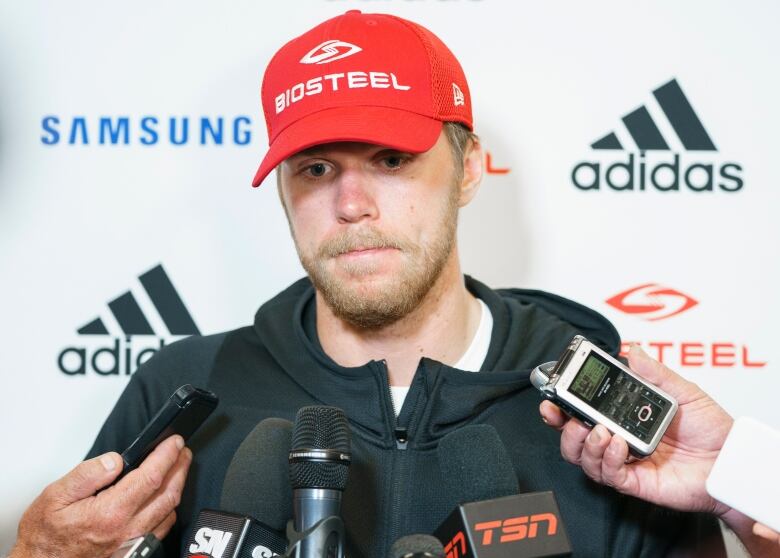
[290,405,351,490]
[389,534,445,558]
[291,405,351,454]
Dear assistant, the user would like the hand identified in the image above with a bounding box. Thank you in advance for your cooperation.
[9,435,192,558]
[754,523,780,545]
[539,344,733,515]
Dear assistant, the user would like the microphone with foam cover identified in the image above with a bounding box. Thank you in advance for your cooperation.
[221,417,294,531]
[433,424,571,558]
[184,418,294,558]
[438,424,519,504]
[389,534,445,558]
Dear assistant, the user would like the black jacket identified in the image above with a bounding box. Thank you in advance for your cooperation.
[88,276,721,557]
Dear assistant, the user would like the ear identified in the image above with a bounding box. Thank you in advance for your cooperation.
[458,135,483,207]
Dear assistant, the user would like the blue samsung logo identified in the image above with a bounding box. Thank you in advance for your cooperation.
[41,115,254,146]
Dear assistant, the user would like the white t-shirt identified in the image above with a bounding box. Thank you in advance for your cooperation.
[390,298,493,415]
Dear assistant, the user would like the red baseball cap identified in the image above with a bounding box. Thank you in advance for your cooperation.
[251,10,473,187]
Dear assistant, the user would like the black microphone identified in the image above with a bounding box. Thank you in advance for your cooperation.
[285,405,351,558]
[221,417,294,532]
[184,418,293,558]
[433,424,571,558]
[388,534,445,558]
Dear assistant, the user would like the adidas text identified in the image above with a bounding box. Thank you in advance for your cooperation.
[572,153,743,192]
[58,337,165,376]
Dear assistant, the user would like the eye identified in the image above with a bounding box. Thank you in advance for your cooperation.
[384,155,403,168]
[380,153,410,170]
[307,162,328,177]
[298,161,331,179]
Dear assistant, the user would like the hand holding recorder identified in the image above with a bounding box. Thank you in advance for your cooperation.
[539,343,780,557]
[539,342,732,514]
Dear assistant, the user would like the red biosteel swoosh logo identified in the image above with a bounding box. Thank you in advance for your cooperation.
[300,40,363,64]
[606,283,698,321]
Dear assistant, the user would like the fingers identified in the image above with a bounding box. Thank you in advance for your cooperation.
[539,401,595,466]
[627,344,689,398]
[600,435,632,491]
[540,400,635,494]
[579,425,611,482]
[753,522,780,544]
[539,400,567,429]
[570,425,635,494]
[107,435,186,517]
[49,452,123,506]
[128,447,192,536]
[558,416,592,465]
[151,511,177,541]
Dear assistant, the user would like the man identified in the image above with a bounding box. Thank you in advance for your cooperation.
[8,10,774,557]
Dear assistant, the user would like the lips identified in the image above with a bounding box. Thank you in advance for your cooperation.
[339,247,395,257]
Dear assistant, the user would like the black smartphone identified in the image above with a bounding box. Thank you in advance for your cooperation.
[116,384,218,481]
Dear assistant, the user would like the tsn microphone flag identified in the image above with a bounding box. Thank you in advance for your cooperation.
[434,491,571,558]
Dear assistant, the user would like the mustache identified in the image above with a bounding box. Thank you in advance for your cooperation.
[318,227,407,258]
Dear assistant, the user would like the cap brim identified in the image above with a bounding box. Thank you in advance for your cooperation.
[251,106,443,187]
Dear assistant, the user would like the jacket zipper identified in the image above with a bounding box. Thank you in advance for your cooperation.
[380,359,409,450]
[379,359,426,552]
[378,359,409,551]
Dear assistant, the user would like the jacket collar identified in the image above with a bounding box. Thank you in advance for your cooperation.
[252,275,618,447]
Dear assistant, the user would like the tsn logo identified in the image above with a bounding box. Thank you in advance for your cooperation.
[475,512,558,545]
[189,527,233,558]
[444,531,467,558]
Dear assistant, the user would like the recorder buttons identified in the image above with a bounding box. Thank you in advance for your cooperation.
[637,404,653,422]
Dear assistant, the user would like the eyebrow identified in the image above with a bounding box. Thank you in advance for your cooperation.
[288,143,407,161]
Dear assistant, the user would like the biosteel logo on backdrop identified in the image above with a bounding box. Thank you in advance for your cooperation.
[606,283,765,369]
[572,78,744,193]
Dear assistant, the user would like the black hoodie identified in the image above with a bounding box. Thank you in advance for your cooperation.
[88,276,722,557]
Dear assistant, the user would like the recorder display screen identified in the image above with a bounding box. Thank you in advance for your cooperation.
[570,355,609,401]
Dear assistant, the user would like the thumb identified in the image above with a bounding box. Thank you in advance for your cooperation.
[626,344,691,399]
[50,452,123,505]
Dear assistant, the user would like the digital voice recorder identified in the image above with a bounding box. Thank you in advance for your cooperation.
[531,335,678,457]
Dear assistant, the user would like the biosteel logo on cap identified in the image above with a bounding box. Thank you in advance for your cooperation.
[251,10,473,187]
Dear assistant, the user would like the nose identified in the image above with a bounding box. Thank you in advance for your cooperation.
[333,169,378,224]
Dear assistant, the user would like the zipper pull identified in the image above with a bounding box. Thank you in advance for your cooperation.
[394,426,408,450]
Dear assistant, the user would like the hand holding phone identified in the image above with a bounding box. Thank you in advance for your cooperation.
[11,436,189,558]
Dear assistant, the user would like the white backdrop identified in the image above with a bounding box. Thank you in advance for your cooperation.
[1,0,777,553]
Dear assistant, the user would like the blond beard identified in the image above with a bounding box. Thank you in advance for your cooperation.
[296,187,460,330]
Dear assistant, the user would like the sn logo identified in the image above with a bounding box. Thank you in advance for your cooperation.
[189,527,233,558]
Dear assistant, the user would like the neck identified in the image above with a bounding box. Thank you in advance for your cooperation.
[315,250,481,387]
